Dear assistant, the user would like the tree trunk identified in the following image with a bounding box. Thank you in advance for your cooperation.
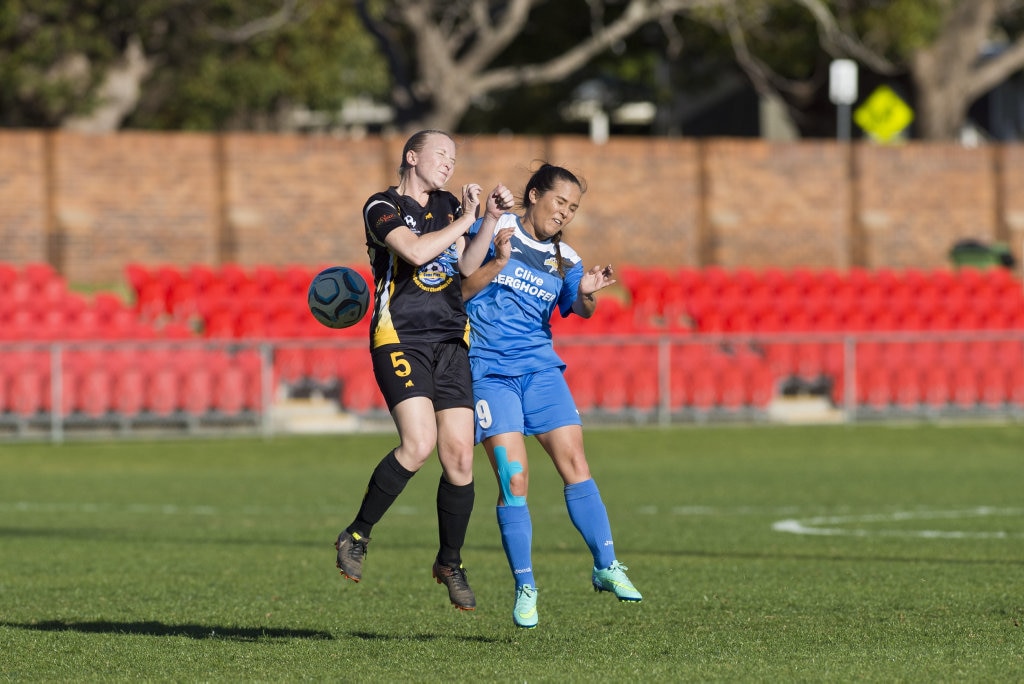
[63,36,152,133]
[908,0,997,140]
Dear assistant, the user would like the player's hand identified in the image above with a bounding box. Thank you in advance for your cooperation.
[485,184,514,219]
[492,226,515,265]
[580,264,616,296]
[462,183,482,215]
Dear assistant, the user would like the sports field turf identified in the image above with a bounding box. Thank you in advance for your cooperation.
[1,423,1022,681]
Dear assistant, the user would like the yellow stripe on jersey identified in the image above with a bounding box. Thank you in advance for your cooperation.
[372,254,401,348]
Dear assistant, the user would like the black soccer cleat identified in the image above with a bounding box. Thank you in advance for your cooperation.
[335,531,369,582]
[432,561,476,611]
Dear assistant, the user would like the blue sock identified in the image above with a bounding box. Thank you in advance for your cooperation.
[496,504,535,588]
[564,479,616,569]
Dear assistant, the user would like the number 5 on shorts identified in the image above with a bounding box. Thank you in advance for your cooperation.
[390,351,411,377]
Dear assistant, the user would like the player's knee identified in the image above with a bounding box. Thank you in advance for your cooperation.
[437,444,474,477]
[508,471,528,498]
[396,439,435,469]
[563,453,591,482]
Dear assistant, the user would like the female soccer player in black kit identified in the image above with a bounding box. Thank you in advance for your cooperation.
[334,130,512,611]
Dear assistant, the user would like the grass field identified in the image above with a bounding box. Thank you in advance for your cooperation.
[1,424,1022,681]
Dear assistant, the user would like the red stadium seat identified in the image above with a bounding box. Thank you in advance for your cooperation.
[23,262,60,288]
[0,263,17,292]
[134,279,168,322]
[186,264,218,293]
[145,367,180,416]
[796,342,827,378]
[166,280,201,322]
[180,366,214,416]
[563,364,597,412]
[922,367,951,408]
[236,313,269,339]
[112,367,145,417]
[979,366,1009,408]
[218,263,250,292]
[717,365,748,410]
[340,372,382,414]
[765,342,799,376]
[856,366,890,410]
[75,367,113,417]
[253,265,284,294]
[212,366,247,415]
[687,365,718,412]
[746,364,776,408]
[1009,366,1024,407]
[950,366,980,409]
[596,366,629,412]
[274,347,307,386]
[8,367,45,417]
[627,372,659,411]
[307,347,342,385]
[891,366,922,409]
[232,348,266,410]
[203,309,237,339]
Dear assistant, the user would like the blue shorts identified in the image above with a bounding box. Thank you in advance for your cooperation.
[471,363,581,444]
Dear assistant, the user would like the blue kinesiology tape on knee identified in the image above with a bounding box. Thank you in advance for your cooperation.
[494,445,526,507]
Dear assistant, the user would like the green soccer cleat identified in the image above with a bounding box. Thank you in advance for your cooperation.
[432,561,477,611]
[512,584,538,629]
[335,531,369,582]
[592,560,642,602]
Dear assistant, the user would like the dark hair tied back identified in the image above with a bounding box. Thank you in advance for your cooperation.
[522,163,585,209]
[523,163,585,277]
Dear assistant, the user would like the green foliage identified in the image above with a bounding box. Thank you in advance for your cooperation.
[0,0,388,129]
[0,0,114,125]
[855,0,950,59]
[1,424,1023,680]
[132,1,389,130]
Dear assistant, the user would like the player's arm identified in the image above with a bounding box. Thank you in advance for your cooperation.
[459,184,514,276]
[462,226,514,301]
[571,264,616,318]
[382,184,482,266]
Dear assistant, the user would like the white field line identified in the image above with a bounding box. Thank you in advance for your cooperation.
[638,504,1024,540]
[771,506,1024,539]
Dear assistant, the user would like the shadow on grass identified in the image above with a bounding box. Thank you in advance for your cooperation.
[350,630,504,643]
[1,619,334,641]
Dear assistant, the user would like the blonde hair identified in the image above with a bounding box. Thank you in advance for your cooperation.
[397,129,453,179]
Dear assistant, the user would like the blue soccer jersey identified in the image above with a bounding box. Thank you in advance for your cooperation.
[466,212,585,376]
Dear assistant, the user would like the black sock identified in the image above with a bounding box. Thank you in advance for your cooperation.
[436,476,475,567]
[348,449,414,538]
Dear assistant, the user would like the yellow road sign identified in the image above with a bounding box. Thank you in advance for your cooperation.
[853,85,914,142]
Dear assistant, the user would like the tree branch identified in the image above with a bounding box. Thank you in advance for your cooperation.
[792,0,899,75]
[470,0,712,94]
[207,0,302,43]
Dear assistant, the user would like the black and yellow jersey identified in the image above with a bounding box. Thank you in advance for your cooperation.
[363,187,469,349]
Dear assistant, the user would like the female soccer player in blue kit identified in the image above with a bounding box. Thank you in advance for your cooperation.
[462,164,642,629]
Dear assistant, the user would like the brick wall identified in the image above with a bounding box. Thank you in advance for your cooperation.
[856,143,999,269]
[52,132,220,284]
[1,131,1019,287]
[0,131,48,264]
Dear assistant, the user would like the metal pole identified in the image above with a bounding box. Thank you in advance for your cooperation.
[837,102,851,142]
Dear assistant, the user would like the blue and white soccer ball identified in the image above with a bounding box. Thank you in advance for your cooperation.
[307,266,370,329]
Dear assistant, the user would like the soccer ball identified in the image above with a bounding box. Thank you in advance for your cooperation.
[307,266,370,329]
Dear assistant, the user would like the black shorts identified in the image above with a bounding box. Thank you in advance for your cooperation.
[371,340,473,412]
